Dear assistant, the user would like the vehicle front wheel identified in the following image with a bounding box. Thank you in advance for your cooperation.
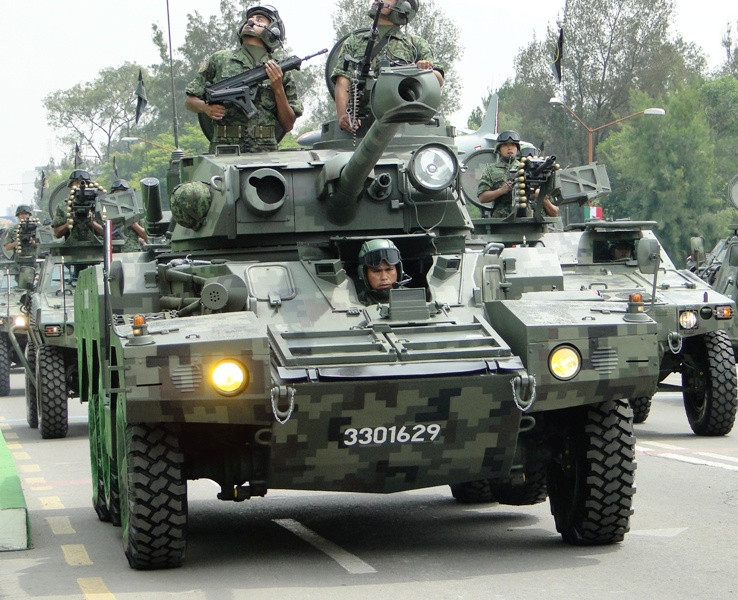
[36,346,68,439]
[682,331,737,436]
[629,396,651,424]
[547,398,635,545]
[25,341,37,428]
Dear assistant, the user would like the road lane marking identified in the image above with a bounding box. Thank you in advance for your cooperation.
[3,431,19,439]
[638,441,685,451]
[6,441,22,449]
[658,453,738,472]
[12,451,31,460]
[629,528,688,537]
[273,518,377,574]
[62,544,93,566]
[46,516,76,535]
[697,452,738,464]
[19,463,41,473]
[78,578,116,600]
[39,496,65,510]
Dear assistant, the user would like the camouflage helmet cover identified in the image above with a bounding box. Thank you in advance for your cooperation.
[239,5,285,51]
[15,205,33,217]
[171,181,212,231]
[358,238,403,286]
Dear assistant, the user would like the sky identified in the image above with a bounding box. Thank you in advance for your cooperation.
[0,0,736,215]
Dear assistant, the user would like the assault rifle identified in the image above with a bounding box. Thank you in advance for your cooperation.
[204,49,328,119]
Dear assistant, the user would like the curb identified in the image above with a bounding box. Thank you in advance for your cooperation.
[0,427,30,551]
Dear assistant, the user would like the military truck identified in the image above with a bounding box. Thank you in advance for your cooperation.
[17,181,143,439]
[76,65,661,570]
[461,150,737,436]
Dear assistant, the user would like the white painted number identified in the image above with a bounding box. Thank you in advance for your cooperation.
[343,423,442,447]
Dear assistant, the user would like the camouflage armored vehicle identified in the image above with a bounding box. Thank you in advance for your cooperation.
[18,179,144,439]
[76,65,661,570]
[461,150,737,436]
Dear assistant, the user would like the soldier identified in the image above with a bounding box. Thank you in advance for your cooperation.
[477,131,559,218]
[357,238,408,304]
[52,170,104,241]
[184,5,302,153]
[109,179,148,252]
[331,0,444,133]
[3,205,37,289]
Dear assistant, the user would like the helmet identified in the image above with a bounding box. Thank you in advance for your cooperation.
[368,0,418,26]
[520,145,539,157]
[110,179,130,192]
[495,130,521,153]
[358,238,403,286]
[15,205,33,217]
[238,5,285,51]
[68,169,91,187]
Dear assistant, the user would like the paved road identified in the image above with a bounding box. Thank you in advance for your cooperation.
[1,369,736,599]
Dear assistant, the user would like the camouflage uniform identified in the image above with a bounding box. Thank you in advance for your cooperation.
[2,222,37,289]
[477,159,521,218]
[51,203,101,244]
[113,225,141,253]
[331,25,441,117]
[185,45,303,153]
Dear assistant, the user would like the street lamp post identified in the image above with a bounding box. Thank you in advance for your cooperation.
[549,98,665,163]
[121,136,175,152]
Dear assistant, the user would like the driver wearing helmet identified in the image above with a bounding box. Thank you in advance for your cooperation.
[331,0,444,133]
[185,4,302,153]
[357,238,408,304]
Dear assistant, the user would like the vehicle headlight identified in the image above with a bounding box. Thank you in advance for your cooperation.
[678,310,698,330]
[211,360,249,396]
[407,143,458,194]
[13,315,27,329]
[549,345,581,380]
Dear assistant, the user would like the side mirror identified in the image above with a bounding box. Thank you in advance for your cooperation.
[636,238,661,275]
[690,236,706,265]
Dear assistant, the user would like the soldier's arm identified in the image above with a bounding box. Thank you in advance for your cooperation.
[265,61,296,134]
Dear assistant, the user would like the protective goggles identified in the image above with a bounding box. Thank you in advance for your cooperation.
[362,247,401,267]
[497,132,520,143]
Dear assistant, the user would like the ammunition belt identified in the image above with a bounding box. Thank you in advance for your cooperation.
[214,125,275,139]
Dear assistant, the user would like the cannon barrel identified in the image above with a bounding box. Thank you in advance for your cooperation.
[323,66,441,225]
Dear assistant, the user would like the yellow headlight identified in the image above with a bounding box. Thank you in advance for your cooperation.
[549,345,581,380]
[13,315,27,328]
[211,360,249,396]
[678,310,698,330]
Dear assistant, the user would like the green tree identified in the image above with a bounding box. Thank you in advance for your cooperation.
[44,62,147,165]
[598,87,727,261]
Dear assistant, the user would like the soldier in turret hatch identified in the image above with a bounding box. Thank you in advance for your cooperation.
[52,170,104,241]
[184,5,302,153]
[331,0,444,134]
[357,238,411,304]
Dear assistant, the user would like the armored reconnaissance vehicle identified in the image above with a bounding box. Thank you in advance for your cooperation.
[76,65,661,570]
[17,180,143,439]
[461,150,737,436]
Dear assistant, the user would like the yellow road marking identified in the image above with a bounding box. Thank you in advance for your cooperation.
[39,496,64,510]
[19,463,41,473]
[62,544,93,566]
[3,431,18,440]
[12,451,31,460]
[46,516,76,535]
[6,441,22,449]
[77,578,116,599]
[24,476,46,485]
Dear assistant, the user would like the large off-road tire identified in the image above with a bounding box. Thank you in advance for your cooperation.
[682,330,737,436]
[450,479,495,503]
[0,334,10,397]
[118,419,187,570]
[36,346,68,439]
[547,398,635,545]
[629,396,652,424]
[489,460,548,506]
[25,341,38,428]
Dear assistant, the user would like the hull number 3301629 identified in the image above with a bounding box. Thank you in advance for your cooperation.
[342,424,442,447]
